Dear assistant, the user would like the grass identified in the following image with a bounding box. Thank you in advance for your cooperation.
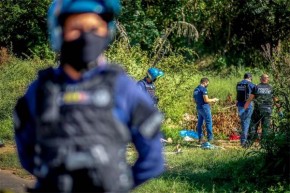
[0,142,32,178]
[0,141,289,192]
[0,56,53,142]
[132,144,289,193]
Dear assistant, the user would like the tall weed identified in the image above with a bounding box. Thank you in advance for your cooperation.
[0,54,53,140]
[258,42,290,183]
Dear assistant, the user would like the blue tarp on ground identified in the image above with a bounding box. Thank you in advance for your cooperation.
[179,130,199,139]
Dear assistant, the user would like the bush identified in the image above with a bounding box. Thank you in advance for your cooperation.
[258,42,290,183]
[0,1,52,58]
[0,54,53,140]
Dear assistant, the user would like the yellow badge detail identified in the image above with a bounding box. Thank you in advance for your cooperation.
[63,92,88,103]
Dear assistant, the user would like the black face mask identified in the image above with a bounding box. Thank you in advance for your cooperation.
[60,32,109,72]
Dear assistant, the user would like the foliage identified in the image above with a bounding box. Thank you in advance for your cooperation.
[1,143,290,192]
[0,0,52,58]
[0,54,53,141]
[132,146,289,193]
[257,41,290,183]
[119,0,290,68]
[1,0,289,68]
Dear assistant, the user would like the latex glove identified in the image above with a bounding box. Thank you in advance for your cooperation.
[213,98,219,102]
[239,108,245,116]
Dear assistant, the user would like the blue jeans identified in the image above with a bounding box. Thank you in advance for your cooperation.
[196,105,213,141]
[238,106,253,145]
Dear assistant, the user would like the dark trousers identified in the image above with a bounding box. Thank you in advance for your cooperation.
[248,108,272,143]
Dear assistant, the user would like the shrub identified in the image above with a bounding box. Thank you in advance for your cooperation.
[0,56,53,140]
[258,42,290,183]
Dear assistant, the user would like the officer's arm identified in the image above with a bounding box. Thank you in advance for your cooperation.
[116,74,165,187]
[244,94,255,109]
[137,81,146,92]
[203,95,219,103]
[13,84,37,174]
[130,101,164,187]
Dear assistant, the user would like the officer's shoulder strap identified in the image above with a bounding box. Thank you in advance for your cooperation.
[104,63,125,74]
[37,67,58,85]
[236,81,250,88]
[237,80,248,85]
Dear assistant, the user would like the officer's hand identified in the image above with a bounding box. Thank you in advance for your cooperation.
[213,98,219,102]
[239,109,245,116]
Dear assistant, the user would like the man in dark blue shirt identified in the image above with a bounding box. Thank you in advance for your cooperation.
[13,1,164,192]
[193,78,219,144]
[236,73,255,147]
[137,67,164,107]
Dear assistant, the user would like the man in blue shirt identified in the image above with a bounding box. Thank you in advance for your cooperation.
[193,78,219,144]
[236,73,255,147]
[13,1,164,192]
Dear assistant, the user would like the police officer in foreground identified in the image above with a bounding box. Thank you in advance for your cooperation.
[236,73,255,147]
[13,0,164,192]
[137,67,164,107]
[244,74,274,145]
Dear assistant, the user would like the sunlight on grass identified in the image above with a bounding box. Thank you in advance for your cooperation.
[0,143,288,192]
[131,145,276,193]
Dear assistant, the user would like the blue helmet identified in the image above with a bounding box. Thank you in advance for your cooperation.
[147,67,164,81]
[48,0,121,51]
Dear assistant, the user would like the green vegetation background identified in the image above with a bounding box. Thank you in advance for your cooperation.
[0,42,264,142]
[0,42,289,193]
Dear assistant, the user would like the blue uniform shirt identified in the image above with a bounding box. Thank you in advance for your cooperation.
[236,79,255,107]
[14,65,164,187]
[193,85,209,109]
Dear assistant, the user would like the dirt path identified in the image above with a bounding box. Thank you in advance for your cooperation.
[0,169,34,193]
[0,144,15,154]
[0,145,35,193]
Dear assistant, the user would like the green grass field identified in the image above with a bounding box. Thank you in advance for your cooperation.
[1,143,289,193]
[132,144,289,193]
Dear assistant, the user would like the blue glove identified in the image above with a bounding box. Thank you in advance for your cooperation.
[239,108,245,116]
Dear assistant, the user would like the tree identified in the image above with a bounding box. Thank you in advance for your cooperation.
[0,0,51,58]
